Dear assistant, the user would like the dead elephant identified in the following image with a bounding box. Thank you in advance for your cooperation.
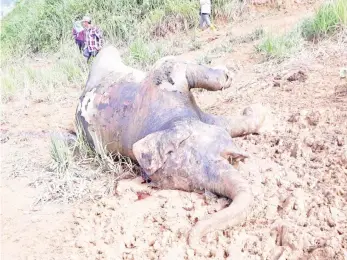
[75,46,267,249]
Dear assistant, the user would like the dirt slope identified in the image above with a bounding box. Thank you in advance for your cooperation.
[1,2,347,260]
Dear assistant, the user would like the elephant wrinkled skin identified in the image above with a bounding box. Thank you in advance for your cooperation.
[74,45,267,249]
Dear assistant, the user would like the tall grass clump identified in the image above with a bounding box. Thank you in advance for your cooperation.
[34,120,138,204]
[256,27,304,60]
[123,37,182,70]
[74,117,136,178]
[141,0,199,37]
[50,134,73,173]
[301,0,347,41]
[213,0,248,21]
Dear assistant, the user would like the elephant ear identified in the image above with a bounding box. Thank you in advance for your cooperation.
[132,126,191,176]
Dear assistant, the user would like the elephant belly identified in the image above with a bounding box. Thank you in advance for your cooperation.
[76,82,203,159]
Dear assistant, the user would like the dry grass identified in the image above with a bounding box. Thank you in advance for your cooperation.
[30,119,139,205]
[0,42,89,103]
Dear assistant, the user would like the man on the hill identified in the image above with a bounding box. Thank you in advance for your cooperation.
[199,0,216,31]
[82,16,104,63]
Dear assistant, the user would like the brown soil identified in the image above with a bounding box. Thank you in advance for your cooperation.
[1,1,347,260]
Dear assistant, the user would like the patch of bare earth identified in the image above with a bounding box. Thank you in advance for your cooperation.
[1,1,346,259]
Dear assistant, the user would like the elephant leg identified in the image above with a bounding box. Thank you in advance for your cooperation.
[150,57,233,92]
[200,104,270,138]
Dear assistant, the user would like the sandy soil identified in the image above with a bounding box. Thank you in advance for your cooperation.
[1,1,347,259]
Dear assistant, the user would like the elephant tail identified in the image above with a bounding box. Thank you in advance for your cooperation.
[188,168,252,250]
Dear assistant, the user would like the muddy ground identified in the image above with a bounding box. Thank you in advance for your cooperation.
[1,1,347,260]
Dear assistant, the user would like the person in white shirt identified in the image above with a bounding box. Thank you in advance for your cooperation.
[199,0,216,31]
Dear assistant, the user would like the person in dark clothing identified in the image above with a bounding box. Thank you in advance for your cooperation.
[81,16,104,63]
[72,20,85,53]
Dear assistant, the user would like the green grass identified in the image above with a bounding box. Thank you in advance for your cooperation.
[211,42,233,54]
[256,0,346,60]
[196,54,213,65]
[124,38,167,70]
[50,134,72,173]
[123,37,183,70]
[0,0,203,60]
[301,0,347,40]
[0,42,88,102]
[1,0,244,61]
[256,27,304,60]
[239,27,265,43]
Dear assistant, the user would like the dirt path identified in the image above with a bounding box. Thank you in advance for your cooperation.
[1,2,347,259]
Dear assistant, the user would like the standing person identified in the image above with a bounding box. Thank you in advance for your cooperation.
[72,19,85,53]
[199,0,216,31]
[82,16,104,63]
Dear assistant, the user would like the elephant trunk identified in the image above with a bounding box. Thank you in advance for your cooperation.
[188,167,252,249]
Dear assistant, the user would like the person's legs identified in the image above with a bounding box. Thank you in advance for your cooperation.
[203,14,216,31]
[202,14,211,27]
[199,14,205,29]
[82,47,91,63]
[77,40,84,53]
[86,50,99,64]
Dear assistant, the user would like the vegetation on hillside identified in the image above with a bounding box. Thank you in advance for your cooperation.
[0,0,234,101]
[1,0,346,102]
[301,0,347,40]
[256,27,304,60]
[256,0,346,60]
[0,0,239,60]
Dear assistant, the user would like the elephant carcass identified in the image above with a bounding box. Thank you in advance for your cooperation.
[75,47,267,249]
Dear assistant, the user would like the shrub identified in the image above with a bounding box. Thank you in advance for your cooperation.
[124,37,180,70]
[301,0,347,41]
[256,27,303,60]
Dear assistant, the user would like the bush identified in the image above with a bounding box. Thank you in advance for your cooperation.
[123,37,181,70]
[256,27,303,60]
[142,1,199,37]
[301,0,347,41]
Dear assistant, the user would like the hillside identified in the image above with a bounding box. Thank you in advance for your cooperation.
[1,0,347,259]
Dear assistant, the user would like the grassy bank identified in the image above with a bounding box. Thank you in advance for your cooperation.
[0,0,241,102]
[1,0,240,61]
[2,0,346,102]
[256,0,347,60]
[0,0,196,60]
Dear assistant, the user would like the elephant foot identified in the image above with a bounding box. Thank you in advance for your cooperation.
[242,103,273,135]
